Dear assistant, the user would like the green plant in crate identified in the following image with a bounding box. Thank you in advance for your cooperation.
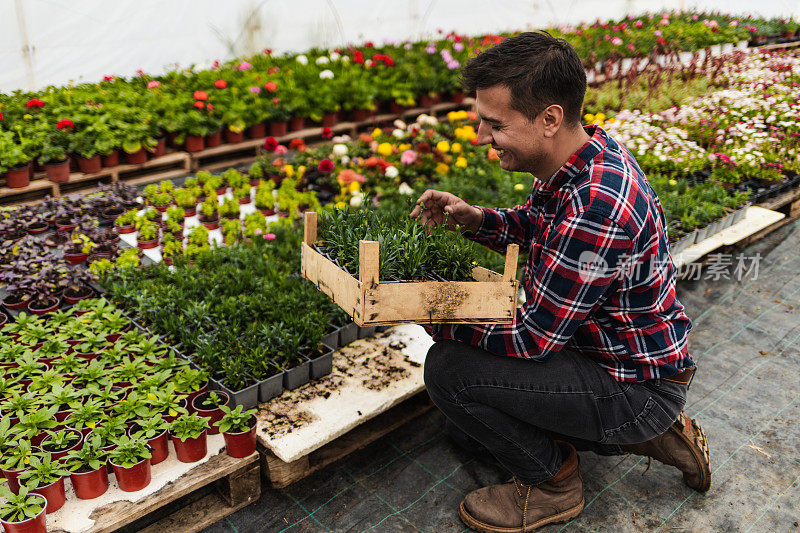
[215,405,258,434]
[0,485,46,524]
[170,413,210,442]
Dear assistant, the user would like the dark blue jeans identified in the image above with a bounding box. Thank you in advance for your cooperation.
[424,340,689,485]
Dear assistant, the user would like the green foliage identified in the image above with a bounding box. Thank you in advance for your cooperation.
[215,404,257,434]
[169,413,210,442]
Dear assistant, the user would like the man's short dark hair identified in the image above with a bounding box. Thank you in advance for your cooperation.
[461,31,586,126]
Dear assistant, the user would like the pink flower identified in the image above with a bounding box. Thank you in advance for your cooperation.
[634,20,643,28]
[147,80,160,89]
[249,86,261,94]
[660,18,669,26]
[627,44,636,51]
[654,30,663,37]
[274,145,288,155]
[264,233,276,240]
[238,61,252,71]
[454,42,464,52]
[611,37,623,46]
[401,149,417,165]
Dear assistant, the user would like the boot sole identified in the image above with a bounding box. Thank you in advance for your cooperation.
[458,498,584,533]
[673,412,712,492]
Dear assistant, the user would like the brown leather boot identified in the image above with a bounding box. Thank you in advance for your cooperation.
[621,410,711,491]
[458,442,584,533]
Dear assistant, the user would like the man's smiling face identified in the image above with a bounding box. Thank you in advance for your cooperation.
[475,84,544,174]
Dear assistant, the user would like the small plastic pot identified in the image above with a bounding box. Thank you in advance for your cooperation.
[31,477,66,513]
[109,456,152,492]
[125,149,148,165]
[127,427,169,465]
[77,154,102,174]
[192,390,230,435]
[224,128,245,144]
[4,164,31,188]
[223,419,257,458]
[205,130,222,147]
[0,495,47,533]
[70,466,110,499]
[27,297,61,316]
[0,467,28,495]
[170,430,208,463]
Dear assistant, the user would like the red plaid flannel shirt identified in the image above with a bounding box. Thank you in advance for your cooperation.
[430,126,694,382]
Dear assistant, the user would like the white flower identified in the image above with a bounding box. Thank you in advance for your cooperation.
[364,59,373,67]
[393,119,407,130]
[319,70,334,79]
[316,56,329,65]
[332,134,352,143]
[330,52,341,61]
[384,166,399,178]
[349,193,363,207]
[296,55,308,65]
[332,144,348,156]
[340,155,350,165]
[398,182,413,195]
[392,129,405,139]
[341,55,350,63]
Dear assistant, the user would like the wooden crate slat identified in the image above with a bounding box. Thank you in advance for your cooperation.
[301,241,361,318]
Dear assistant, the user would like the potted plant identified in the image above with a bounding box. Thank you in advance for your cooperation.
[114,209,138,234]
[233,184,252,205]
[215,405,258,458]
[63,436,109,499]
[161,239,184,266]
[191,390,230,435]
[128,414,169,465]
[151,192,172,213]
[106,436,152,492]
[0,440,38,495]
[248,161,264,186]
[146,384,189,423]
[63,268,94,304]
[39,428,83,461]
[169,413,209,463]
[0,485,47,533]
[173,188,197,217]
[172,367,209,410]
[198,197,219,230]
[25,279,62,316]
[17,453,70,513]
[218,198,240,220]
[136,220,160,250]
[64,399,105,436]
[39,134,71,184]
[16,407,58,446]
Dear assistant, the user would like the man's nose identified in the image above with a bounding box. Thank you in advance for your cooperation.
[476,121,492,145]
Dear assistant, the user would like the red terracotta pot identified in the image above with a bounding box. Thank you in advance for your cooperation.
[70,466,109,499]
[150,137,167,158]
[289,117,305,131]
[3,294,30,310]
[45,159,70,183]
[224,128,245,144]
[184,135,205,153]
[238,196,252,205]
[248,123,267,138]
[147,431,169,465]
[205,130,222,148]
[115,224,135,235]
[5,164,31,188]
[192,391,230,435]
[101,150,119,167]
[125,149,148,165]
[268,121,288,137]
[351,109,371,122]
[27,222,49,235]
[0,467,27,495]
[110,457,151,492]
[170,430,208,463]
[28,297,61,316]
[153,202,170,213]
[223,422,257,458]
[64,251,89,265]
[0,497,46,533]
[64,286,94,305]
[183,206,197,217]
[200,218,219,231]
[76,155,103,174]
[321,112,337,127]
[31,478,66,513]
[137,238,160,250]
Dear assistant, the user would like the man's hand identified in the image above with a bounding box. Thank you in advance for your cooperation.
[409,189,483,233]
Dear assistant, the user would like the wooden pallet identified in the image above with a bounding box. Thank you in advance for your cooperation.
[261,391,433,489]
[52,451,259,533]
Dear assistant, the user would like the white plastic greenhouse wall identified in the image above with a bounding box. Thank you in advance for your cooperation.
[1,0,799,93]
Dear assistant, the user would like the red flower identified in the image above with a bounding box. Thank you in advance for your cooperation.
[364,41,374,48]
[268,67,280,74]
[103,75,114,82]
[26,98,45,109]
[0,113,3,121]
[194,101,205,109]
[263,48,272,55]
[264,137,279,151]
[56,119,74,129]
[264,81,278,93]
[193,90,209,101]
[353,51,364,64]
[289,138,306,151]
[206,103,214,111]
[318,159,335,172]
[272,97,280,105]
[657,37,667,45]
[214,79,227,89]
[321,127,333,139]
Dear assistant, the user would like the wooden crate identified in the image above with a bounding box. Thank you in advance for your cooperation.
[52,451,259,533]
[261,391,434,489]
[300,211,519,326]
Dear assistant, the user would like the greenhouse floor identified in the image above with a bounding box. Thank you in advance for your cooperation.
[202,219,800,532]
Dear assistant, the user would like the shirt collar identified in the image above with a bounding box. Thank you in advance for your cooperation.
[537,125,608,192]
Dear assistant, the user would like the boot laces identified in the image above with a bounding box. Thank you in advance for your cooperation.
[512,477,532,531]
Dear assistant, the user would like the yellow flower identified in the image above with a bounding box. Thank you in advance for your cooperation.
[595,112,606,121]
[284,164,294,178]
[514,183,525,191]
[435,162,450,174]
[584,113,595,122]
[377,143,394,157]
[606,118,616,125]
[455,126,477,141]
[398,143,412,151]
[348,182,361,193]
[372,128,383,137]
[451,143,462,154]
[87,421,96,429]
[669,179,677,186]
[436,140,450,153]
[455,157,467,168]
[296,165,306,179]
[335,201,346,209]
[595,120,605,127]
[447,110,468,122]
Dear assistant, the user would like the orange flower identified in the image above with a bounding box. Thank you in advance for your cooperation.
[487,147,500,161]
[214,79,227,89]
[194,101,205,109]
[358,133,373,144]
[193,90,209,101]
[264,81,278,92]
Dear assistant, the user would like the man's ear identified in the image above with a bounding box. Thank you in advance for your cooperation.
[541,104,564,138]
